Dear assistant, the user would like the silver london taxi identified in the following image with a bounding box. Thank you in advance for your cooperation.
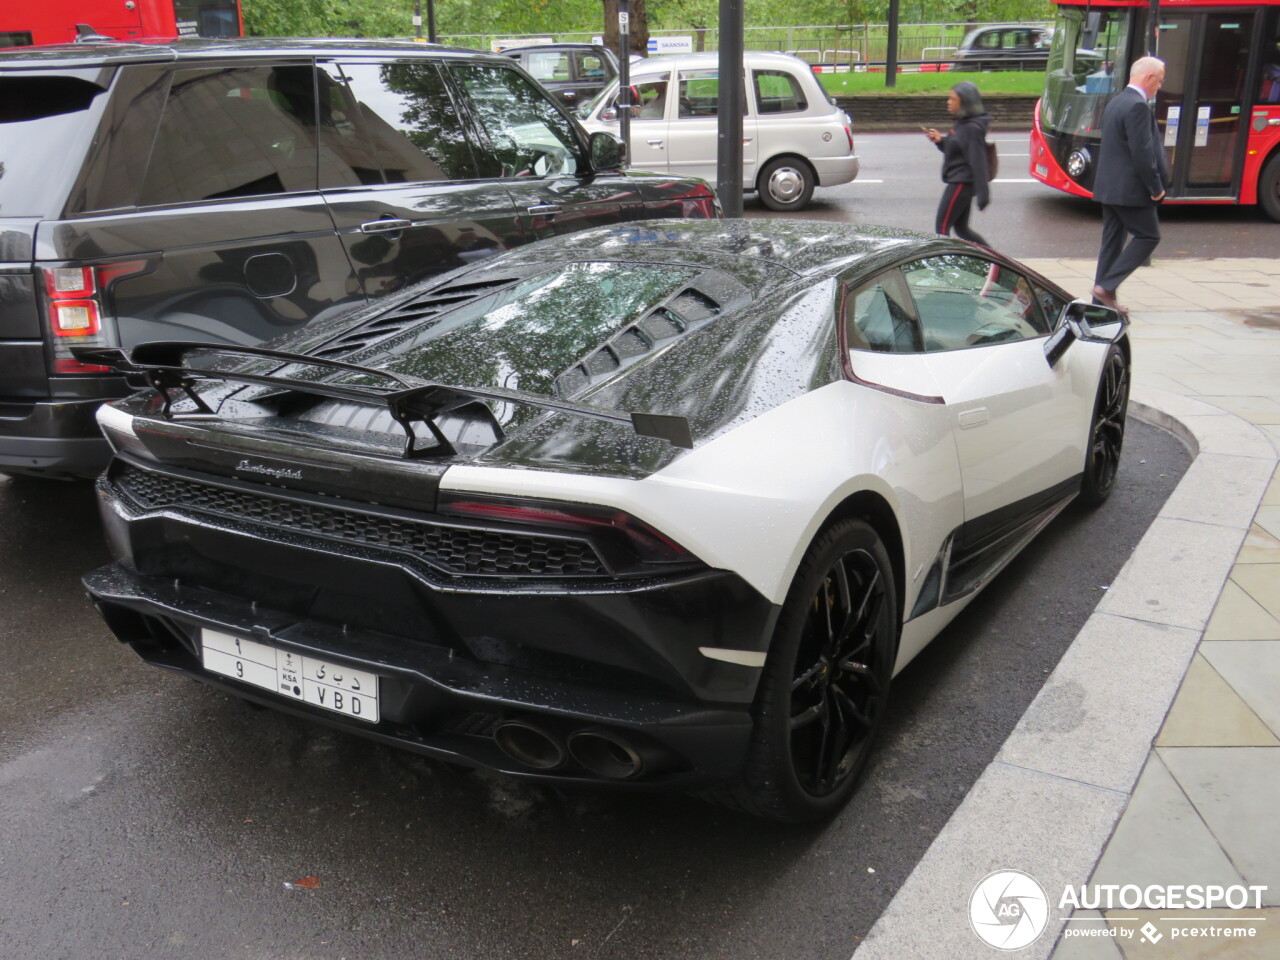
[579,51,859,212]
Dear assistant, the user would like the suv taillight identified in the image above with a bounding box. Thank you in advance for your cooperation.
[41,262,147,374]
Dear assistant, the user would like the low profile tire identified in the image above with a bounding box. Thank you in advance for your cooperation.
[723,519,898,822]
[1079,343,1129,507]
[757,156,816,212]
[1259,154,1280,223]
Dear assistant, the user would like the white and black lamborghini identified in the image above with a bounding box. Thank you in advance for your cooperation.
[80,219,1129,822]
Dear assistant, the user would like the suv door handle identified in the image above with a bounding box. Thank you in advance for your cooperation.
[359,219,412,234]
[527,204,562,216]
[646,138,665,147]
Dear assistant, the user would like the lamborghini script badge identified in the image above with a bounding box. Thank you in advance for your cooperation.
[236,459,304,480]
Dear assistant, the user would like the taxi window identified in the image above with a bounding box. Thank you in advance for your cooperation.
[753,69,808,113]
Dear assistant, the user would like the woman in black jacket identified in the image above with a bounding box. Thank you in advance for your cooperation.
[924,81,992,245]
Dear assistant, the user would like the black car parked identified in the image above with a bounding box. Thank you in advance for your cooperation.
[0,38,718,478]
[952,24,1052,71]
[502,42,619,109]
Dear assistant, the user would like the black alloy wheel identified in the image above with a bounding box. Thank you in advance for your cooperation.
[1079,343,1129,507]
[720,518,897,822]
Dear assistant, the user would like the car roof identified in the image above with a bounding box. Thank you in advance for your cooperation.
[506,43,612,53]
[482,218,944,282]
[626,50,816,76]
[0,37,506,69]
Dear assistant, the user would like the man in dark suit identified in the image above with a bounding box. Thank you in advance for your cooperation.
[1092,56,1169,314]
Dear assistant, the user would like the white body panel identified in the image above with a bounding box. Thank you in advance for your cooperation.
[443,379,964,616]
[925,338,1096,520]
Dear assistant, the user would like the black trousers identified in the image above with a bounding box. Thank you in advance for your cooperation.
[935,182,987,246]
[1095,202,1160,293]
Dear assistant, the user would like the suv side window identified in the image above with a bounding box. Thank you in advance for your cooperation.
[448,63,584,178]
[753,69,808,113]
[139,65,319,206]
[902,255,1049,351]
[328,60,478,184]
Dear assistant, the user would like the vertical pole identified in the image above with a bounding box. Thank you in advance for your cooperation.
[717,0,744,217]
[885,0,899,88]
[427,0,437,43]
[413,0,422,40]
[618,0,632,152]
[1149,0,1160,55]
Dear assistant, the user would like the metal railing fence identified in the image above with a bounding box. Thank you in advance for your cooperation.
[442,21,1052,68]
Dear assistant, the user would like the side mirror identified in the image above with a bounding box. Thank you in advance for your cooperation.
[1045,299,1127,367]
[588,130,627,171]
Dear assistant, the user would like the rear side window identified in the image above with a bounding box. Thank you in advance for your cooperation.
[139,65,320,206]
[524,51,572,81]
[331,60,478,184]
[845,270,922,354]
[0,74,106,217]
[753,69,808,114]
[577,53,607,79]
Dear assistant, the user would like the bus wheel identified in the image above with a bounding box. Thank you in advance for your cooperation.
[1261,154,1280,223]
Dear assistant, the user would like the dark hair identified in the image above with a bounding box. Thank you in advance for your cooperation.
[951,81,985,118]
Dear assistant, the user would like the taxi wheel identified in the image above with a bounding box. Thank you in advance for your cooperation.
[757,156,816,212]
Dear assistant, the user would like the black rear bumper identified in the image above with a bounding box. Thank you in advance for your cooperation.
[0,396,111,477]
[84,562,762,788]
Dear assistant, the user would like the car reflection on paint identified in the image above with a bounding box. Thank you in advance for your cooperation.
[80,218,1130,822]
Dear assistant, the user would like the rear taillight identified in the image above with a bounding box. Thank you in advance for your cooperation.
[438,491,703,575]
[845,124,854,153]
[41,261,148,374]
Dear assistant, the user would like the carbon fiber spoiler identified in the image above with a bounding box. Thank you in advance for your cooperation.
[72,342,695,454]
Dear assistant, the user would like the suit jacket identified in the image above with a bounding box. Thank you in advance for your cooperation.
[1093,86,1170,207]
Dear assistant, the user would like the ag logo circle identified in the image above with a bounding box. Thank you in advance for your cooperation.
[969,870,1049,950]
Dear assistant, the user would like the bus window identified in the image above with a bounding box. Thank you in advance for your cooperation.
[1041,9,1131,138]
[1262,12,1280,104]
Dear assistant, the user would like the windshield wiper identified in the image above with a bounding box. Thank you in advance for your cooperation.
[73,342,694,454]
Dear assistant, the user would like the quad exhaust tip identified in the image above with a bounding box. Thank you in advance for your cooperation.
[493,720,566,771]
[567,729,644,780]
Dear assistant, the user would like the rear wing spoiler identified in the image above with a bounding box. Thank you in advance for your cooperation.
[73,342,695,455]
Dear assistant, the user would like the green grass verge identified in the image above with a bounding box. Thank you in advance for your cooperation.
[820,71,1046,96]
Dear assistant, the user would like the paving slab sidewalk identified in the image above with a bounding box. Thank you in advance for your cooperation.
[852,258,1280,960]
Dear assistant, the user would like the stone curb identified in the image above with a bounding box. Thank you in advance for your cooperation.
[850,391,1277,959]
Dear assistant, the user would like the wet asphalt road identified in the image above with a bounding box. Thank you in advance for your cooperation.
[745,131,1280,261]
[0,418,1189,960]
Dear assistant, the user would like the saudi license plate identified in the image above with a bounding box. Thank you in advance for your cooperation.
[201,628,380,723]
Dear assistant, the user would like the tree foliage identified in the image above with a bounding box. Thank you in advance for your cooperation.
[240,0,1055,41]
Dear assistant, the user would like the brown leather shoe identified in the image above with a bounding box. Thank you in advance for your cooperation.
[1092,285,1129,317]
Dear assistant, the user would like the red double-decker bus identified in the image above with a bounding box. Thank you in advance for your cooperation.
[1030,0,1280,220]
[1,0,242,48]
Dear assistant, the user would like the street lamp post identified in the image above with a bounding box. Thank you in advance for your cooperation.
[716,0,744,216]
[618,0,632,152]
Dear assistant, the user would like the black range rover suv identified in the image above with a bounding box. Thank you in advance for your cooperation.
[0,39,719,478]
